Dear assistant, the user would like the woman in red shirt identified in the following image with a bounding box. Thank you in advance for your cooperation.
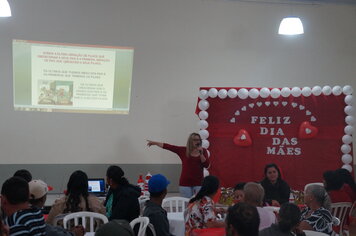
[147,133,210,198]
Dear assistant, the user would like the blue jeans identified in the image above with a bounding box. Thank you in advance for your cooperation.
[179,186,201,198]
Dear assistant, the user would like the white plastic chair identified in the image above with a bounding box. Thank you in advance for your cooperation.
[330,202,352,235]
[130,216,150,236]
[147,223,157,236]
[63,211,108,232]
[138,195,150,215]
[162,197,189,213]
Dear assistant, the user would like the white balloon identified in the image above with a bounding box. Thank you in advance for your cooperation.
[227,89,238,98]
[281,87,291,97]
[345,95,353,105]
[248,88,259,99]
[322,86,332,95]
[237,88,249,99]
[342,154,353,164]
[198,100,209,111]
[345,116,355,125]
[199,130,209,139]
[341,144,352,154]
[345,125,354,135]
[260,87,270,98]
[332,86,343,96]
[202,139,210,148]
[206,149,210,157]
[208,88,218,98]
[198,120,209,130]
[199,111,209,120]
[291,87,302,97]
[218,89,228,99]
[343,85,353,95]
[342,164,353,172]
[345,106,354,115]
[301,87,312,97]
[342,135,353,144]
[312,86,322,96]
[199,90,209,100]
[270,88,281,98]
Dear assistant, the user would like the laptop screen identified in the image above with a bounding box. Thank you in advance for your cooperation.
[88,178,106,194]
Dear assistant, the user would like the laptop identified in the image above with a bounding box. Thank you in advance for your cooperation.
[88,178,106,197]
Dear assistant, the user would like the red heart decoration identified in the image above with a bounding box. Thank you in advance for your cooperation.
[233,129,252,147]
[299,121,318,139]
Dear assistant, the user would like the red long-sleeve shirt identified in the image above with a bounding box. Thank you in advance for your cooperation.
[163,143,210,187]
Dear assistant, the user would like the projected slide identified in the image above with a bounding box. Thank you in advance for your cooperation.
[13,40,134,114]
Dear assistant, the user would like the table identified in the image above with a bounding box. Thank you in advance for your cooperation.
[84,233,95,236]
[167,212,185,236]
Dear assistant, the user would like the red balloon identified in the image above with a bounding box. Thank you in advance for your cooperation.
[299,121,318,139]
[233,129,252,147]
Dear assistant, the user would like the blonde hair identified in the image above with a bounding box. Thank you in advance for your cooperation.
[243,182,265,206]
[186,133,201,157]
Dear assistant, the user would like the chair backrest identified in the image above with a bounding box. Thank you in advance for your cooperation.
[130,216,150,236]
[147,223,157,236]
[330,202,352,234]
[162,197,189,213]
[63,211,108,232]
[304,182,324,191]
[53,213,68,226]
[138,195,150,215]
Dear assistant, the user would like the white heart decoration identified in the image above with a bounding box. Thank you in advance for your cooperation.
[241,106,247,111]
[282,102,288,106]
[240,134,246,140]
[235,110,240,116]
[299,105,305,110]
[257,102,263,107]
[273,102,279,106]
[305,128,312,134]
[311,116,317,122]
[230,118,235,123]
[306,110,311,115]
[292,103,298,108]
[265,102,271,106]
[249,103,255,108]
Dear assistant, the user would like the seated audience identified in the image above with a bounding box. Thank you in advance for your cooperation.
[1,176,46,235]
[299,184,333,235]
[260,203,305,236]
[335,168,356,202]
[104,165,140,222]
[323,170,352,203]
[29,179,84,236]
[95,220,134,236]
[225,202,260,236]
[13,169,32,182]
[243,182,276,230]
[143,174,172,236]
[260,163,290,206]
[185,175,225,234]
[46,170,105,225]
[233,182,245,203]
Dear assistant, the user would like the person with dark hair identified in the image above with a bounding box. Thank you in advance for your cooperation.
[334,169,356,202]
[260,163,290,206]
[143,174,172,236]
[299,184,333,235]
[46,170,105,225]
[225,202,260,236]
[323,170,352,203]
[147,133,210,198]
[1,176,46,235]
[95,220,135,236]
[13,169,32,182]
[104,165,140,222]
[29,179,85,236]
[260,203,306,236]
[233,182,245,203]
[185,176,225,234]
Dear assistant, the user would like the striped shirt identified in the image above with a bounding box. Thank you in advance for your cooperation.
[5,207,46,236]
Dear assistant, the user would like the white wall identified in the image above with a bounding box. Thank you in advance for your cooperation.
[0,0,355,165]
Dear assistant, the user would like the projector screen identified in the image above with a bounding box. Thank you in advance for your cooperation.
[13,40,134,114]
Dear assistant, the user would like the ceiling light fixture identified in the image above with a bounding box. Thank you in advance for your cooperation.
[0,0,11,17]
[278,17,304,35]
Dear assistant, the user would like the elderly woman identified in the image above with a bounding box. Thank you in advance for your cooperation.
[299,184,333,235]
